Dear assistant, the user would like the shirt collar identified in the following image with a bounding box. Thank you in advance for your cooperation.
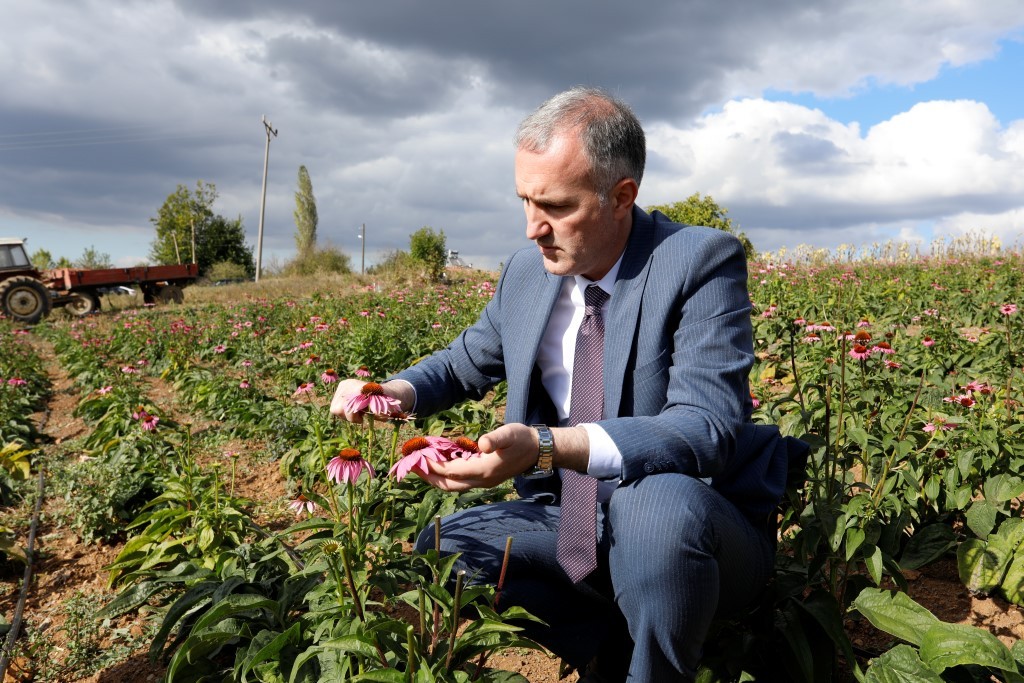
[573,252,623,297]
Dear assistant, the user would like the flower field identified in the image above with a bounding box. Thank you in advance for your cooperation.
[1,246,1022,682]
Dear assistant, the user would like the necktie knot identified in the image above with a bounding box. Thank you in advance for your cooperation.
[584,284,609,316]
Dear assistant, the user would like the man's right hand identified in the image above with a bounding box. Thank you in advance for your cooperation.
[329,379,412,423]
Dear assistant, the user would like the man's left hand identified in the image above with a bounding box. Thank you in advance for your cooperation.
[420,423,538,491]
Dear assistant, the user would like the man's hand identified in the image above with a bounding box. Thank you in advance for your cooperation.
[419,423,539,491]
[329,378,412,422]
[420,423,591,491]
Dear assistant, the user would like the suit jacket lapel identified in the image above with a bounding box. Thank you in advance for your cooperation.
[604,208,655,418]
[504,267,563,423]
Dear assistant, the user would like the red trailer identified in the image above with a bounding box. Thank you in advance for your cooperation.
[0,237,199,323]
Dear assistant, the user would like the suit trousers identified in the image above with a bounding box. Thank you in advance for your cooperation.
[414,473,774,682]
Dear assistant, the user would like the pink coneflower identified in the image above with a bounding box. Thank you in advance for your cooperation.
[750,391,761,409]
[451,436,483,459]
[884,360,902,370]
[360,310,371,317]
[761,305,778,318]
[871,342,895,355]
[856,319,871,327]
[288,494,320,517]
[298,341,314,350]
[943,394,976,408]
[964,380,993,394]
[214,344,227,354]
[345,382,402,417]
[132,407,160,431]
[293,381,316,396]
[327,448,375,484]
[389,436,452,481]
[854,330,872,343]
[1001,303,1018,316]
[848,344,870,360]
[924,419,957,432]
[802,333,821,343]
[793,318,806,326]
[239,380,251,389]
[241,360,253,367]
[136,359,148,367]
[922,337,936,347]
[97,385,113,394]
[121,365,136,374]
[355,365,371,378]
[304,354,321,365]
[321,369,339,384]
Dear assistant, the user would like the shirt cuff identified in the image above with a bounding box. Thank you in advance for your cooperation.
[580,423,623,480]
[385,378,417,412]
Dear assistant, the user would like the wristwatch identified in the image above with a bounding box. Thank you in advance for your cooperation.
[523,424,555,479]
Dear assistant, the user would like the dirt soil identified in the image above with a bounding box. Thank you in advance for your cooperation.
[2,336,1023,682]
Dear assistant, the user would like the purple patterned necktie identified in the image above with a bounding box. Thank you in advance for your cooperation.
[557,284,610,583]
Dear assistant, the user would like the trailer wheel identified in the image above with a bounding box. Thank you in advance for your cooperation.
[0,276,53,324]
[66,291,101,316]
[158,284,184,304]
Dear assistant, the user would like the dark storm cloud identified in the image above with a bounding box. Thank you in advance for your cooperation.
[172,0,839,122]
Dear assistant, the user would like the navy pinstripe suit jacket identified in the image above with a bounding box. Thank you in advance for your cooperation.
[395,206,798,522]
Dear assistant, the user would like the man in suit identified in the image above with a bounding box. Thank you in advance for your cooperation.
[331,86,797,682]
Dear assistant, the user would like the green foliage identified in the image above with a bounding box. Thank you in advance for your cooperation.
[854,588,1024,680]
[150,181,255,277]
[647,192,756,260]
[75,244,113,269]
[205,259,249,283]
[284,245,353,277]
[12,590,154,682]
[410,226,447,282]
[30,247,53,270]
[294,164,319,257]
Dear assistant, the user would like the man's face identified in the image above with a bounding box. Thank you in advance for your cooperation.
[515,132,632,280]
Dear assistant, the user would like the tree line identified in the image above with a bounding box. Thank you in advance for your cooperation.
[31,167,749,281]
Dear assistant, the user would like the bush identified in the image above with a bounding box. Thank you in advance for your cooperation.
[206,260,250,283]
[282,245,353,276]
[409,226,447,281]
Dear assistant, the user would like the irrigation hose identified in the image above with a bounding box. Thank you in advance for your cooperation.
[0,467,45,680]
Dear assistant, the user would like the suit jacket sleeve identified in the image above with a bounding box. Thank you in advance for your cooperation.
[389,251,521,415]
[598,226,754,482]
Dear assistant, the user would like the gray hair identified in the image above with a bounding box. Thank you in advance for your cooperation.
[514,86,646,201]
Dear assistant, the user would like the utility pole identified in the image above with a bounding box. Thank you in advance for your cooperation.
[359,223,366,275]
[256,115,278,282]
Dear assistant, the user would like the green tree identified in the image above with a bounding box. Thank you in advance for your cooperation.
[647,193,756,261]
[409,226,447,282]
[76,245,113,270]
[293,165,318,257]
[150,181,254,276]
[30,248,54,271]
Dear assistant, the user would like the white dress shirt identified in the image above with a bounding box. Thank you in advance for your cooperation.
[535,258,625,501]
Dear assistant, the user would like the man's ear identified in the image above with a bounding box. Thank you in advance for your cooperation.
[610,178,639,220]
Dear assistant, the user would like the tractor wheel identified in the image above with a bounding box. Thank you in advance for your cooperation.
[158,284,184,304]
[0,276,53,324]
[66,291,101,316]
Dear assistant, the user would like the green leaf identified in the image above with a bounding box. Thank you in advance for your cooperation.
[919,622,1017,673]
[191,593,278,633]
[852,588,939,647]
[865,545,883,585]
[900,525,956,571]
[965,500,999,539]
[1002,550,1024,606]
[957,537,1012,595]
[984,474,1024,504]
[239,623,302,681]
[318,634,382,660]
[863,644,944,683]
[846,527,866,561]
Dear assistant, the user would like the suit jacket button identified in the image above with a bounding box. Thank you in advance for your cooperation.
[643,463,656,474]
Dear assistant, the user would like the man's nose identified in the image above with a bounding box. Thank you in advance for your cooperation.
[524,206,550,240]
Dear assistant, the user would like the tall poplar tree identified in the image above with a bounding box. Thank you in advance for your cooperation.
[293,165,318,257]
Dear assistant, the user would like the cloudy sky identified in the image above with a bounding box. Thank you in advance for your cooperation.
[2,1,1023,271]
